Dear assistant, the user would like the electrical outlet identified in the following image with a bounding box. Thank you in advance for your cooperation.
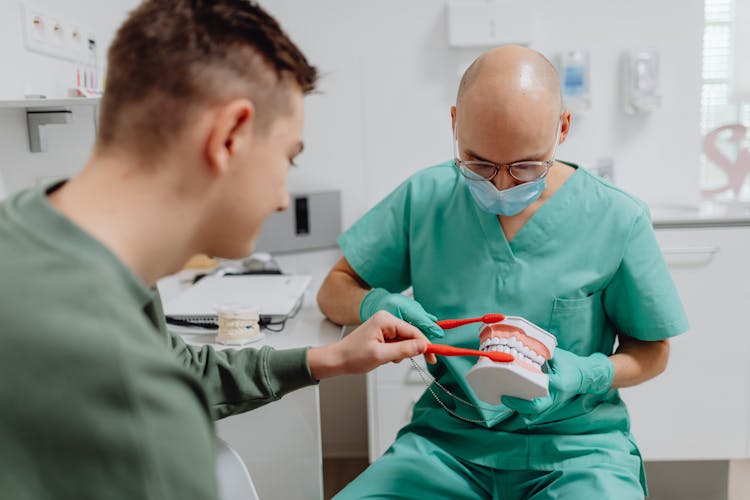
[70,26,86,60]
[21,4,47,46]
[21,3,59,58]
[49,18,66,50]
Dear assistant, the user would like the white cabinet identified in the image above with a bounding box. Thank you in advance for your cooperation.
[366,226,750,463]
[621,226,750,460]
[366,358,427,462]
[216,388,323,500]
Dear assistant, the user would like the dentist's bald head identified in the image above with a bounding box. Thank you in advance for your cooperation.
[456,45,562,122]
[452,45,569,189]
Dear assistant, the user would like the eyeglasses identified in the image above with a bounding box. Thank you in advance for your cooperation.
[453,122,561,183]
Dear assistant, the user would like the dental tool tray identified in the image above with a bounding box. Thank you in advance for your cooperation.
[163,274,311,325]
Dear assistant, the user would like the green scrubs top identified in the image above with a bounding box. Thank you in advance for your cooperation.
[0,184,317,500]
[339,161,688,487]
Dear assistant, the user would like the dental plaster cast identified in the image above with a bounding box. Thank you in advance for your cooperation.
[215,303,263,345]
[466,316,557,403]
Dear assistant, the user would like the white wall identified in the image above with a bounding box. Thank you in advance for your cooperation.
[535,1,704,208]
[0,0,704,212]
[264,0,704,223]
[0,0,140,195]
[258,0,371,229]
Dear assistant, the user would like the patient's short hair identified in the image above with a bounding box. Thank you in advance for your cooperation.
[97,0,318,156]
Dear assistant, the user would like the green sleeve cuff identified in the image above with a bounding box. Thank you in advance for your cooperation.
[263,347,318,398]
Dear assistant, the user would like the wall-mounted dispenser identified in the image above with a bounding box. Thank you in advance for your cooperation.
[559,50,591,114]
[623,50,661,114]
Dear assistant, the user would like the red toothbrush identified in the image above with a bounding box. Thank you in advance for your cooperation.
[425,343,514,363]
[436,313,505,330]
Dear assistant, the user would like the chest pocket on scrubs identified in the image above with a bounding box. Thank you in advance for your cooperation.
[547,290,606,355]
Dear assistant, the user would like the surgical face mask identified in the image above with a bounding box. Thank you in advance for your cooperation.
[457,121,562,216]
[466,176,547,216]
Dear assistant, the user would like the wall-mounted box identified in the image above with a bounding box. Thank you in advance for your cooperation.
[622,50,661,114]
[253,191,341,254]
[447,0,539,48]
[559,49,591,114]
[20,2,97,65]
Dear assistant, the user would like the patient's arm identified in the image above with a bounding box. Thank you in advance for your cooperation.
[168,309,434,420]
[168,330,315,419]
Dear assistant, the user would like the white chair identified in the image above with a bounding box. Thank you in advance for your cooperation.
[215,437,260,500]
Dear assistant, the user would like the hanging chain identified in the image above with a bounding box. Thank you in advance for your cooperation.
[408,358,511,425]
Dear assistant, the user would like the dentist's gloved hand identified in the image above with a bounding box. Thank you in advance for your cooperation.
[501,348,613,415]
[360,288,444,339]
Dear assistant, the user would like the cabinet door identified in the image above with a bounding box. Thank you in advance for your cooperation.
[620,227,750,460]
[217,387,322,500]
[367,360,428,462]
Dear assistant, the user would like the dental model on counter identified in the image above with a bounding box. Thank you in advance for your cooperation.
[215,303,263,345]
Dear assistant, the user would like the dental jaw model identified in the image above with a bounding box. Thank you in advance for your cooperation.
[215,303,263,345]
[466,317,557,404]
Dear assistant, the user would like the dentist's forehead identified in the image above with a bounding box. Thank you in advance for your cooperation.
[456,45,562,130]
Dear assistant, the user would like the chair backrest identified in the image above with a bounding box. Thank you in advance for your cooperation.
[215,437,260,500]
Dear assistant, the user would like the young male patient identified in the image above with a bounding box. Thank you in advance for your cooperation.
[0,1,433,498]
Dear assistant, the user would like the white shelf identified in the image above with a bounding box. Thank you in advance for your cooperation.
[0,97,101,152]
[0,97,101,109]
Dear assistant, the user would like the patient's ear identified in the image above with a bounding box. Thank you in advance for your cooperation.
[204,99,254,175]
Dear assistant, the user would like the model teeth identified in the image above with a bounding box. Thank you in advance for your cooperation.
[480,338,545,368]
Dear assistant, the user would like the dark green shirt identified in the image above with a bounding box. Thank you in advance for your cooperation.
[0,185,317,499]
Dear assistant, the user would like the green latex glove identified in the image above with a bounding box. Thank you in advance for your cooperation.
[501,348,613,415]
[359,288,444,339]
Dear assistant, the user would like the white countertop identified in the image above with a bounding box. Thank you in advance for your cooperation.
[157,247,344,350]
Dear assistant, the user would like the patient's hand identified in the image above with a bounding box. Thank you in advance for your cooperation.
[307,311,437,380]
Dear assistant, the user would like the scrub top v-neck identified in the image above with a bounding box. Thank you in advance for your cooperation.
[473,163,579,260]
[338,160,688,482]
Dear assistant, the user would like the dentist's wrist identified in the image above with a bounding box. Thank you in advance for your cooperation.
[359,288,390,322]
[581,352,614,395]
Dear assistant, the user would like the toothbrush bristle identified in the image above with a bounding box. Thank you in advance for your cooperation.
[481,313,505,324]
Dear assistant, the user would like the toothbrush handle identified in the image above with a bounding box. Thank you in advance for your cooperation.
[435,318,478,329]
[435,313,505,330]
[425,343,513,362]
